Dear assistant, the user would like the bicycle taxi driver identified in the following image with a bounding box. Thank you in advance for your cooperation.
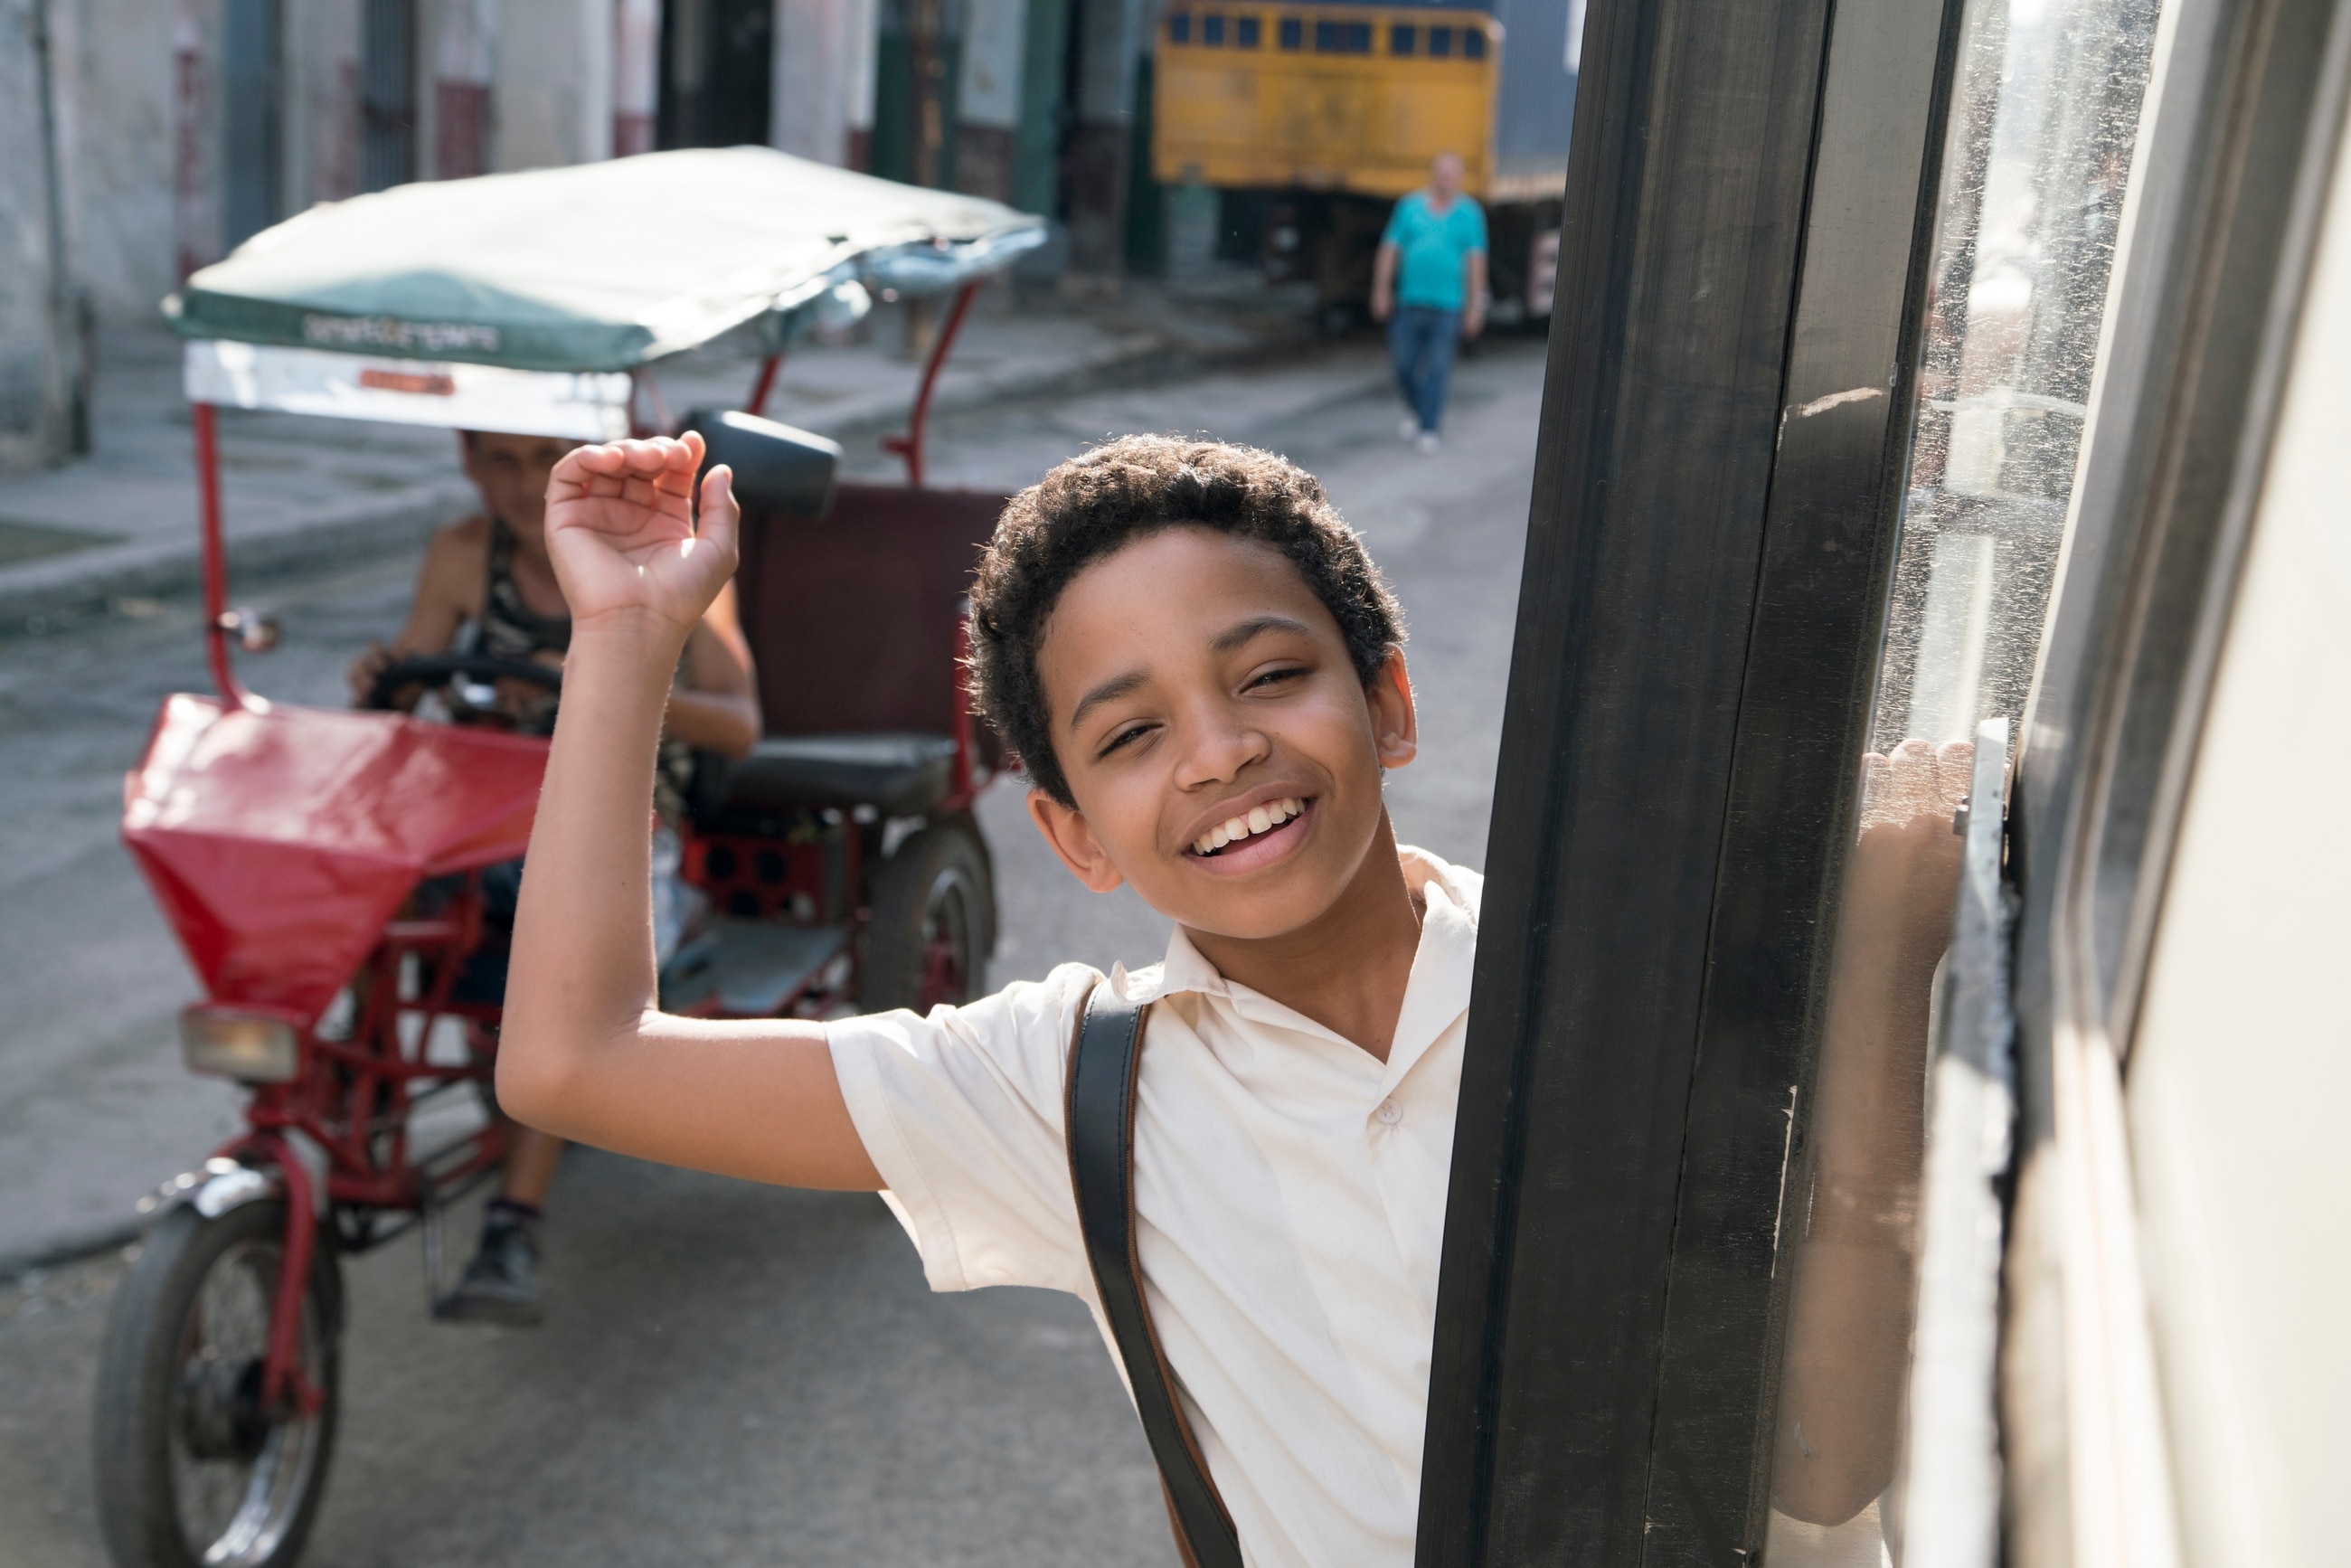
[347,428,762,1325]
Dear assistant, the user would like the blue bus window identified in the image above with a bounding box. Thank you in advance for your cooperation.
[1236,14,1260,46]
[1278,15,1302,48]
[1203,12,1225,43]
[1314,18,1370,52]
[1390,23,1416,54]
[1462,25,1487,58]
[1427,25,1453,57]
[1168,9,1190,42]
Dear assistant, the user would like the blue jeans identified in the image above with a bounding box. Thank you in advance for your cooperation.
[1388,306,1461,434]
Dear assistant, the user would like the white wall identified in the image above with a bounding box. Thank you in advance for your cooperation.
[61,0,179,321]
[0,0,65,468]
[288,0,363,211]
[0,0,637,469]
[614,0,659,154]
[2126,104,2351,1568]
[772,0,876,165]
[496,0,614,170]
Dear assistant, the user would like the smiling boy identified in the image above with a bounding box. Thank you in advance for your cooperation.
[500,431,1474,1567]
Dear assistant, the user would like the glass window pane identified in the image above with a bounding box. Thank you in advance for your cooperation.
[1765,0,2164,1560]
[1313,19,1371,52]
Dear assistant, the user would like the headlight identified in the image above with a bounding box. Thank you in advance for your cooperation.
[181,1007,300,1082]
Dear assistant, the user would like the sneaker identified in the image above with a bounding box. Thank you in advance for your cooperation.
[1414,430,1442,455]
[439,1213,544,1327]
[1399,415,1422,442]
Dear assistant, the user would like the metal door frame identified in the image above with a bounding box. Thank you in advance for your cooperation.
[1420,0,2351,1557]
[1417,0,1968,1557]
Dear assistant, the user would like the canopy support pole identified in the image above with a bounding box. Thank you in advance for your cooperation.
[883,280,979,487]
[193,402,249,707]
[630,369,677,438]
[747,353,784,418]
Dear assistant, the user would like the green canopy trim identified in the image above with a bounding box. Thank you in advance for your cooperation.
[165,147,1046,373]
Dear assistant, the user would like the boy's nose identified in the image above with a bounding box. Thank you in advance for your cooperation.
[1173,713,1270,789]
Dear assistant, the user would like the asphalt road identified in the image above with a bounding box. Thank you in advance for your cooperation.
[0,330,1544,1566]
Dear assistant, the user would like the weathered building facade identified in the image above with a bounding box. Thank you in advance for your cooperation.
[4,0,1150,472]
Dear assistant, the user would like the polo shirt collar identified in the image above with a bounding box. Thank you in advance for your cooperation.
[1113,846,1480,1090]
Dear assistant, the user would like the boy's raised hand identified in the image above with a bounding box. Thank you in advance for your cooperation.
[543,434,739,638]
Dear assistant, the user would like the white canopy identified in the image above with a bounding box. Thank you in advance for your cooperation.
[166,146,1045,374]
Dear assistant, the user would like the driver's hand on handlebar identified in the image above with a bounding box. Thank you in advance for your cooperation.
[543,434,739,642]
[348,641,398,707]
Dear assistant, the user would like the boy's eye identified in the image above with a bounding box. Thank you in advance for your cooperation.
[1099,723,1154,758]
[1246,666,1306,691]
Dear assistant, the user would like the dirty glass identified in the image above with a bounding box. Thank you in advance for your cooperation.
[1763,0,2161,1560]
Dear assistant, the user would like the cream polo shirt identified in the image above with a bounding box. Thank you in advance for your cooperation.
[826,847,1479,1568]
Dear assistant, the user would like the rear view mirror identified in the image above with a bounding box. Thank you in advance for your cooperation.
[687,409,842,520]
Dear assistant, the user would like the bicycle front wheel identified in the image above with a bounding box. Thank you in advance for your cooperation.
[93,1197,342,1568]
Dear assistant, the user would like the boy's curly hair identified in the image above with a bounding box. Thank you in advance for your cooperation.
[968,434,1404,807]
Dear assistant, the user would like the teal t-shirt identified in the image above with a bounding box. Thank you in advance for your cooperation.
[1382,191,1488,311]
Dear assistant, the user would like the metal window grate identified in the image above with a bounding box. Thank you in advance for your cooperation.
[1234,14,1260,47]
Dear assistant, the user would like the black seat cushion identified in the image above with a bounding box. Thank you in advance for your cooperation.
[720,732,958,817]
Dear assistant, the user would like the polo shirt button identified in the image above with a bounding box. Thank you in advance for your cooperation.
[1375,1099,1403,1126]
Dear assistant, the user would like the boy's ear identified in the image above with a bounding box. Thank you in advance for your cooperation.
[1369,645,1418,770]
[1026,789,1128,894]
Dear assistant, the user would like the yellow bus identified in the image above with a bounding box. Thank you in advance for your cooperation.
[1149,0,1568,321]
[1151,4,1502,199]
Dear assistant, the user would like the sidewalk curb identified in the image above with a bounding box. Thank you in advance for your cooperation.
[0,483,470,628]
[0,1215,147,1286]
[0,318,1310,629]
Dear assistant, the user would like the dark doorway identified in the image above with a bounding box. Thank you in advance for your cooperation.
[361,0,418,192]
[658,0,775,149]
[221,0,281,247]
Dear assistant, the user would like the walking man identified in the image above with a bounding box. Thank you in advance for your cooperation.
[1370,151,1487,454]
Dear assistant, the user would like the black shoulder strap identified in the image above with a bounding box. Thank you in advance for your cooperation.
[1065,984,1245,1568]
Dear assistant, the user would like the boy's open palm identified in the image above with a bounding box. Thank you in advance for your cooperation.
[543,434,739,636]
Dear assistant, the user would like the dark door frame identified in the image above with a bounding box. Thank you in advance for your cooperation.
[1416,0,1967,1558]
[222,0,284,245]
[360,0,418,194]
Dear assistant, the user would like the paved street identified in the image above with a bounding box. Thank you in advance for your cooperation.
[0,330,1544,1566]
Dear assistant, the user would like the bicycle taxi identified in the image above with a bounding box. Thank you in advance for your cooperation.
[94,147,1042,1568]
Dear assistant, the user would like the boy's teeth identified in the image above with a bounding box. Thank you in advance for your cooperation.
[1193,797,1307,855]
